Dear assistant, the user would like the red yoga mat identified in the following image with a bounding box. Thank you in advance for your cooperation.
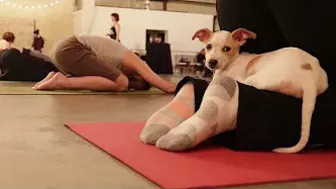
[66,122,336,189]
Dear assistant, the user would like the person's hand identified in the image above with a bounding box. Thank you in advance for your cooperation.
[16,48,24,53]
[115,74,129,92]
[164,82,177,94]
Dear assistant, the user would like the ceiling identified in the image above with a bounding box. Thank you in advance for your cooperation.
[94,0,216,6]
[1,0,216,5]
[94,0,216,14]
[0,0,53,4]
[151,0,216,4]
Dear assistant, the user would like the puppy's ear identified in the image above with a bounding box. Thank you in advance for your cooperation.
[192,28,213,43]
[232,28,257,46]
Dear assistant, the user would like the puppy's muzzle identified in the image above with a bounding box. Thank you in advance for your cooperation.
[208,59,218,69]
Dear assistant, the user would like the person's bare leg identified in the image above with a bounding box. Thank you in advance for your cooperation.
[34,72,123,92]
[140,84,195,144]
[33,71,56,89]
[122,51,177,93]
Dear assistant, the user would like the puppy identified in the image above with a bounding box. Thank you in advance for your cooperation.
[192,28,329,153]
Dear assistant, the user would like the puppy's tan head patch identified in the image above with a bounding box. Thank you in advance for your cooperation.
[300,63,312,71]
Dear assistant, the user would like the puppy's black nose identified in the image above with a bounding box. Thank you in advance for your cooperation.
[208,59,218,68]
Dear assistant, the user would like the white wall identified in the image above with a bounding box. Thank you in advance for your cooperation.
[73,0,96,35]
[73,11,83,34]
[84,7,214,53]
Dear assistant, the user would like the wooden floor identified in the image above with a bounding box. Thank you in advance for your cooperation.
[0,76,335,188]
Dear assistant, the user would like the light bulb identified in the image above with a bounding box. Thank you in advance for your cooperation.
[4,0,61,10]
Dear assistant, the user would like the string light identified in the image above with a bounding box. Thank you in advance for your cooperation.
[0,0,61,10]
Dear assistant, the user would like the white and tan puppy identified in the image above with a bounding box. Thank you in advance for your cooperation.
[192,28,329,153]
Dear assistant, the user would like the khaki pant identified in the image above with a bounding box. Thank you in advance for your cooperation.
[50,36,121,81]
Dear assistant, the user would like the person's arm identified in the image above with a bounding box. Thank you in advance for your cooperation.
[0,40,9,51]
[32,37,37,49]
[115,23,121,42]
[41,37,45,49]
[114,73,129,92]
[106,27,112,38]
[2,41,11,50]
[28,49,52,62]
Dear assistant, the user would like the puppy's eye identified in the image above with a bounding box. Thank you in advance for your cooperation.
[206,44,212,50]
[222,46,231,52]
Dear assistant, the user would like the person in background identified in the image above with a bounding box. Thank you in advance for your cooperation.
[0,32,15,51]
[153,35,163,44]
[107,13,121,42]
[196,49,212,78]
[196,48,205,64]
[32,29,45,52]
[0,48,58,81]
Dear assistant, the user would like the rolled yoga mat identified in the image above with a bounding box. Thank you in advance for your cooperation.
[0,81,165,95]
[65,122,336,189]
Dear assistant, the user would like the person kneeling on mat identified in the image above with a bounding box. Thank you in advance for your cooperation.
[33,35,176,93]
[0,48,59,82]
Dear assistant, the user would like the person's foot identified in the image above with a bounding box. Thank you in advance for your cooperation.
[140,84,195,145]
[33,71,56,90]
[33,72,66,90]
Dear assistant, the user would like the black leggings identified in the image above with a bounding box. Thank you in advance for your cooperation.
[176,76,336,151]
[217,0,336,87]
[0,48,58,81]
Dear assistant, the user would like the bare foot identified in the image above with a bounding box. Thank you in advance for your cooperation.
[34,72,67,90]
[33,72,56,90]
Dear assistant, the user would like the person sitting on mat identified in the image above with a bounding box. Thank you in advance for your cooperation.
[0,32,15,51]
[140,0,336,151]
[33,35,177,93]
[0,48,59,81]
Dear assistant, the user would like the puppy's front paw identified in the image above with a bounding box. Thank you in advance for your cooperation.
[156,133,193,152]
